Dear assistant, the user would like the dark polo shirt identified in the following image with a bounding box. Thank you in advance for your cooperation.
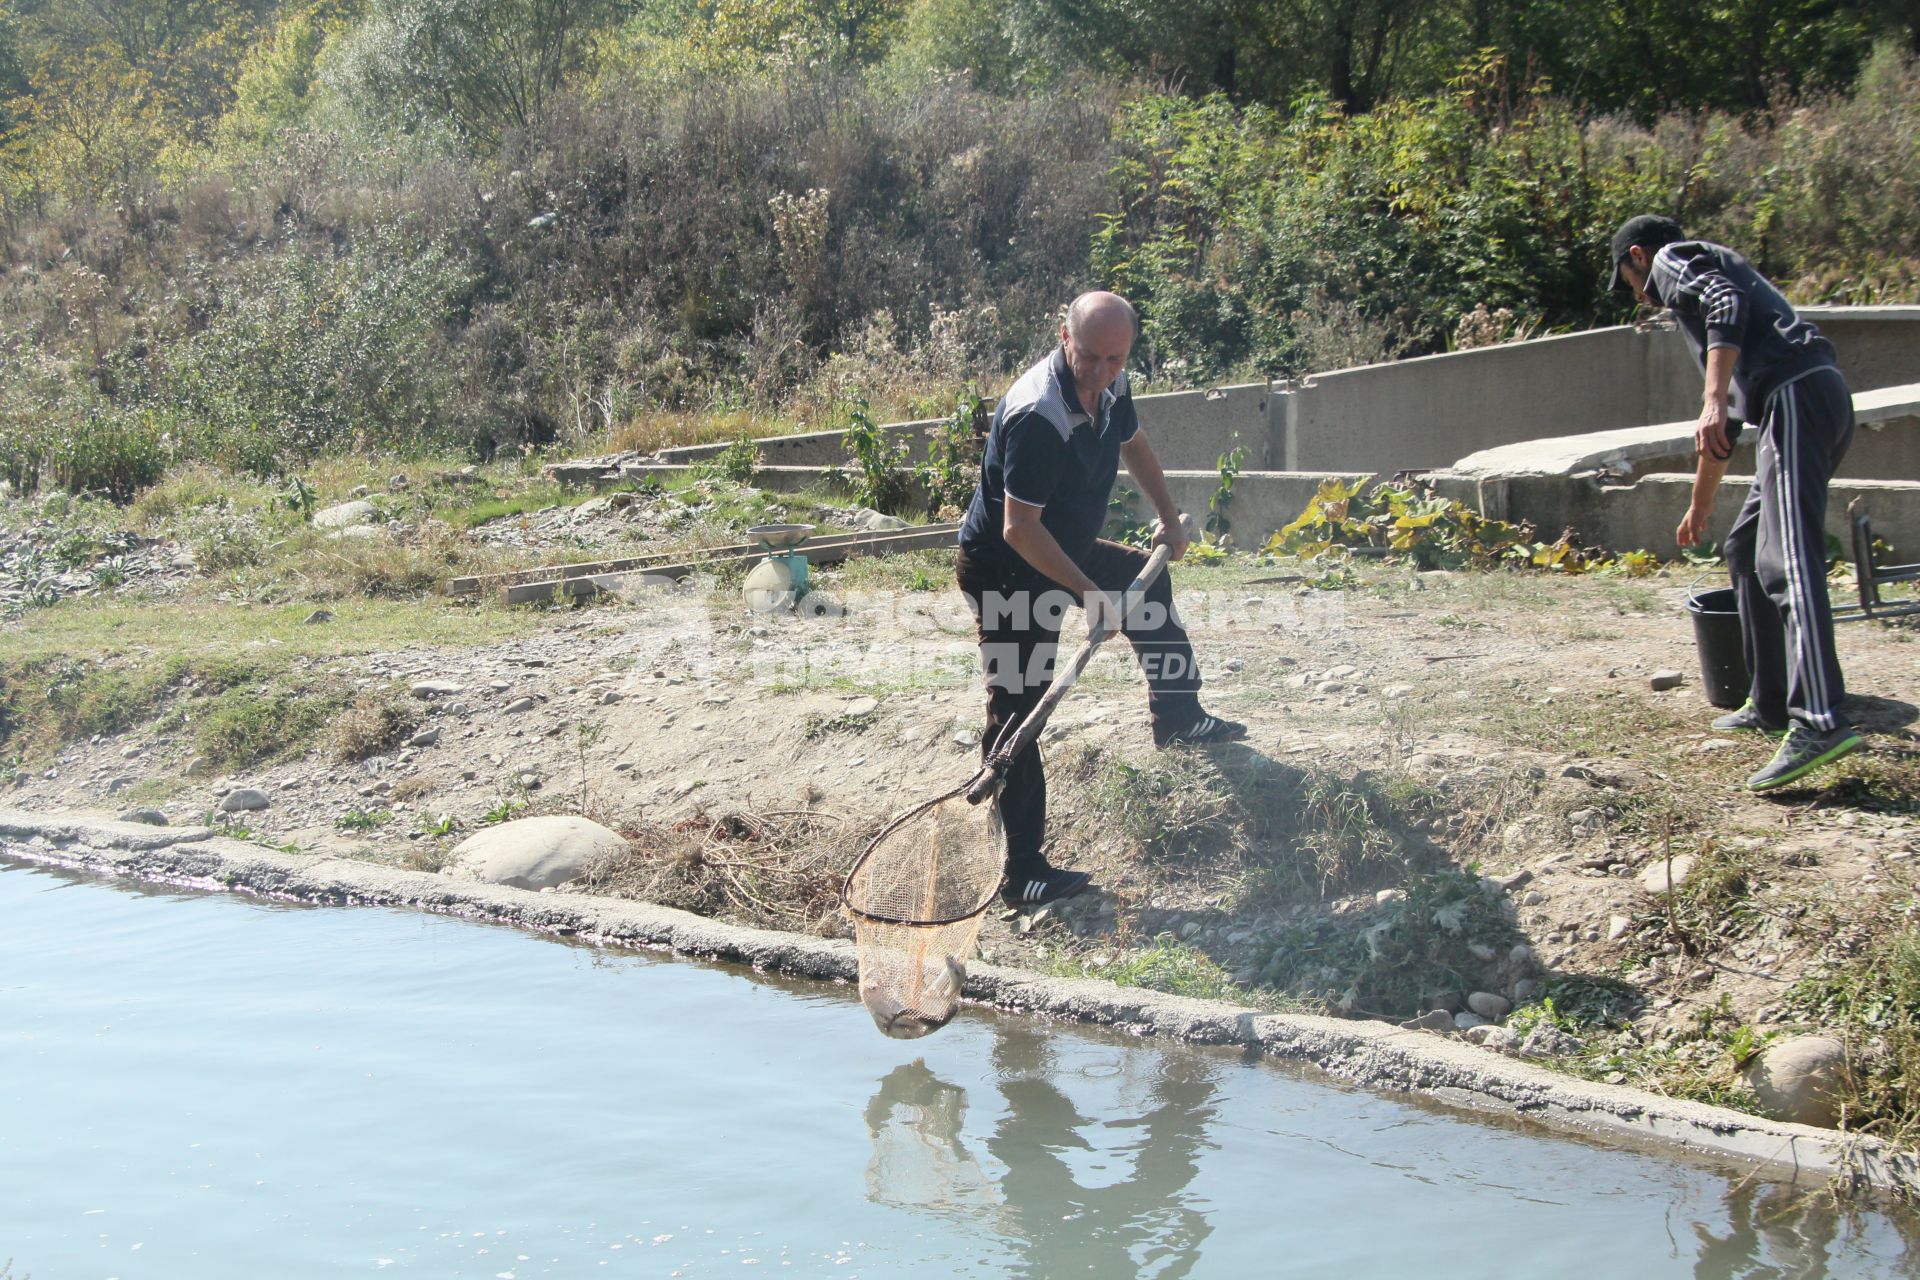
[958,347,1138,574]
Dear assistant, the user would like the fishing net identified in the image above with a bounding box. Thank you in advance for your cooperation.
[843,787,1004,1040]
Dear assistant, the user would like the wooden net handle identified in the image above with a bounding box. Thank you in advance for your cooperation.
[965,544,1172,804]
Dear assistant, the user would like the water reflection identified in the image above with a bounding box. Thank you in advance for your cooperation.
[862,1021,1920,1279]
[864,1060,1003,1217]
[865,1024,1218,1276]
[1692,1181,1867,1279]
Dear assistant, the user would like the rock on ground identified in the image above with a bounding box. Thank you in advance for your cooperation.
[1466,991,1512,1020]
[218,788,270,813]
[1744,1034,1850,1129]
[445,815,626,891]
[311,500,379,529]
[1638,855,1697,895]
[1464,1024,1520,1052]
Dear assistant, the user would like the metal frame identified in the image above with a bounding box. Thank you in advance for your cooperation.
[1837,498,1920,622]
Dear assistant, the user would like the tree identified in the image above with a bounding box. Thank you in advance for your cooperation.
[218,4,330,147]
[0,2,28,133]
[328,0,621,147]
[695,0,908,67]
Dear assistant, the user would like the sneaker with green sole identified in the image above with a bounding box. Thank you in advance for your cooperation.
[1711,700,1788,735]
[1746,724,1865,792]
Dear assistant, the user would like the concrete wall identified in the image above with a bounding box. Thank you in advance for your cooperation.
[1275,307,1920,476]
[1112,470,1369,545]
[647,307,1920,480]
[1277,327,1699,473]
[657,418,949,467]
[1131,383,1274,470]
[1806,306,1920,394]
[1428,470,1920,558]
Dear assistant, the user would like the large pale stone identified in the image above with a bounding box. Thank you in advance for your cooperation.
[218,788,270,813]
[312,500,378,529]
[446,815,626,891]
[1638,855,1696,895]
[1744,1035,1850,1129]
[1466,991,1512,1020]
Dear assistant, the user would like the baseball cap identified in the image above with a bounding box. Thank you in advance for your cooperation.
[1608,214,1685,291]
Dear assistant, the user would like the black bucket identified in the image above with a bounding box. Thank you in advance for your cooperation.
[1683,587,1750,710]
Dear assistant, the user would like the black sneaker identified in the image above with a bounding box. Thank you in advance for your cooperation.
[1001,868,1093,910]
[1154,711,1249,748]
[1711,700,1787,735]
[1747,723,1865,792]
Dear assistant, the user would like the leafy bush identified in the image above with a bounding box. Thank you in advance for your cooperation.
[694,436,761,484]
[161,227,476,471]
[1097,52,1920,380]
[912,389,984,518]
[1267,477,1665,572]
[831,398,914,513]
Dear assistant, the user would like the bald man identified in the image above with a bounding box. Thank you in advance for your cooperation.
[956,291,1245,909]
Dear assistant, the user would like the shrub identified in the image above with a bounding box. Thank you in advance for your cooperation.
[327,689,423,761]
[160,226,477,470]
[196,686,342,767]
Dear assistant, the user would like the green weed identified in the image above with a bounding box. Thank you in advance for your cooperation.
[1786,928,1920,1140]
[829,398,914,514]
[1257,870,1516,1016]
[803,708,877,740]
[195,687,343,768]
[336,806,393,832]
[413,811,462,838]
[478,796,528,826]
[693,436,761,485]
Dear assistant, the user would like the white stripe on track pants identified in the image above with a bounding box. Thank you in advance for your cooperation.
[1721,367,1856,733]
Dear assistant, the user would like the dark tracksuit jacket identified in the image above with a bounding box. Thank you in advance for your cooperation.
[1647,240,1855,732]
[955,348,1202,877]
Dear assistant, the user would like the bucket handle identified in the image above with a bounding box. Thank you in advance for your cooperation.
[1680,566,1722,601]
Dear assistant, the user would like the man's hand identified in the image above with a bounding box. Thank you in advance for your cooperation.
[1676,503,1713,548]
[1696,396,1733,462]
[1082,587,1123,638]
[1151,515,1188,562]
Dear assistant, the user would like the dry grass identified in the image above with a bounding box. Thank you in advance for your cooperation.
[605,410,801,457]
[326,690,422,762]
[578,807,864,935]
[388,773,438,802]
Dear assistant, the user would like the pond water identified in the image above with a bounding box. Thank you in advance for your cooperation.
[2,855,1915,1279]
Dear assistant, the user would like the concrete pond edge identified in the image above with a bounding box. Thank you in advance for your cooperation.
[5,805,1915,1200]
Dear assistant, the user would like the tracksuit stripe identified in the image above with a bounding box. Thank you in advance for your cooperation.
[1773,388,1833,729]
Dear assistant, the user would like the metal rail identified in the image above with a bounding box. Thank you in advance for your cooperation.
[473,523,961,605]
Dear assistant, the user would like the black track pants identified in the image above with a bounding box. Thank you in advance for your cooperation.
[955,540,1203,878]
[1721,368,1856,733]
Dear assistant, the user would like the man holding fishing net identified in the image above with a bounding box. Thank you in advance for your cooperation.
[954,290,1246,910]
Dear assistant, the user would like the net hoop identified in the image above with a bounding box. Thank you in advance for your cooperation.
[841,778,1002,928]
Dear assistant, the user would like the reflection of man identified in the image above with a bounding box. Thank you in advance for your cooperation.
[956,291,1244,909]
[1610,215,1863,790]
[857,1031,1216,1276]
[863,1061,1001,1215]
[986,1025,1213,1279]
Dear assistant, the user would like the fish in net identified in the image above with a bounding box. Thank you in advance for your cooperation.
[842,786,1005,1040]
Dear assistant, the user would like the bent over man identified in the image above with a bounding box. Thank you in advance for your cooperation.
[955,291,1244,908]
[1610,214,1863,791]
